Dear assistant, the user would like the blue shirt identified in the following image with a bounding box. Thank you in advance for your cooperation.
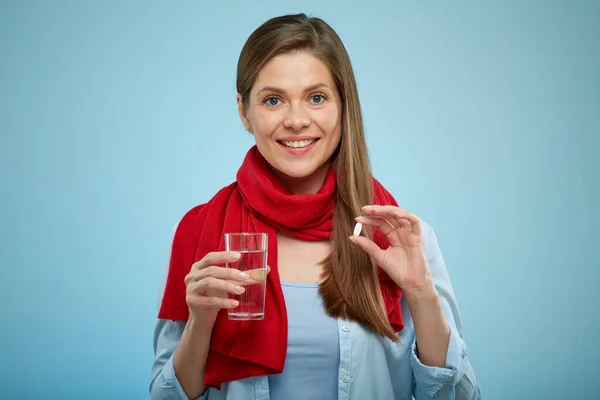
[150,221,482,400]
[268,282,340,399]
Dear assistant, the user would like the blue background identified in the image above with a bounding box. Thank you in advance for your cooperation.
[1,1,598,399]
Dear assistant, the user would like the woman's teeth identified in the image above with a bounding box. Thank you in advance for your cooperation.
[280,139,317,148]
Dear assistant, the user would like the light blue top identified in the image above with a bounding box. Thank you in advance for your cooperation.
[150,221,482,400]
[268,282,340,399]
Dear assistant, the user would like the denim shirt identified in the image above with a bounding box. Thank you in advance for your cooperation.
[150,222,482,400]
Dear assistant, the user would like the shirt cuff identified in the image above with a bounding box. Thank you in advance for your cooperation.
[410,325,466,398]
[154,352,208,400]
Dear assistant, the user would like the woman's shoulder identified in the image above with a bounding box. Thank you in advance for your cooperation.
[173,182,239,235]
[171,203,208,243]
[416,217,445,263]
[418,217,437,244]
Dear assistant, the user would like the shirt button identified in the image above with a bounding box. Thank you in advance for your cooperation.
[342,375,350,383]
[343,325,350,332]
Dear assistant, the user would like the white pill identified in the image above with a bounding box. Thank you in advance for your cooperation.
[353,222,363,237]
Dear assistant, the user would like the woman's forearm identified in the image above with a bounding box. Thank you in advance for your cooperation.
[173,317,213,399]
[405,281,450,368]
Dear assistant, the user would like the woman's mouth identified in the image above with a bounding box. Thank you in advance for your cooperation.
[278,138,319,148]
[276,138,320,155]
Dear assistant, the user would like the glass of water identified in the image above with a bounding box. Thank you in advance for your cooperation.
[224,233,268,320]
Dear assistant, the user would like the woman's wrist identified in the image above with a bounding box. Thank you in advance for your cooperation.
[402,278,438,305]
[187,314,216,336]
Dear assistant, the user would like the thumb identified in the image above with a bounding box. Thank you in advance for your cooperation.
[349,235,385,266]
[248,265,271,281]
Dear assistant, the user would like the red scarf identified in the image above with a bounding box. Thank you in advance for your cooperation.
[158,146,404,389]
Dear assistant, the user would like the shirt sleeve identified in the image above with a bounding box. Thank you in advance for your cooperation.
[150,319,209,400]
[410,222,482,400]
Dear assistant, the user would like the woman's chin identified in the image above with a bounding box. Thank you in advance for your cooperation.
[277,167,318,180]
[273,160,326,180]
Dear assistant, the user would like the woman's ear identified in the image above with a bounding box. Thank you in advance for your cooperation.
[237,93,253,134]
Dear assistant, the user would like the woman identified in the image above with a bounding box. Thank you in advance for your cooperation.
[151,13,481,400]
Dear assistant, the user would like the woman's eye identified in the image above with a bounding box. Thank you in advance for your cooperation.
[310,94,326,104]
[265,97,281,106]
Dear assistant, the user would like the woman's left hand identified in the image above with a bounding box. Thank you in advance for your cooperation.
[350,205,434,296]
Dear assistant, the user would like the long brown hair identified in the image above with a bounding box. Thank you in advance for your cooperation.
[237,14,397,342]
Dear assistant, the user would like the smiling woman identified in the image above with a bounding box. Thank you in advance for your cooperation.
[150,13,481,400]
[238,51,342,182]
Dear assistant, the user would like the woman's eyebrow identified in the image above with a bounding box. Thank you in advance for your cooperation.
[255,83,332,97]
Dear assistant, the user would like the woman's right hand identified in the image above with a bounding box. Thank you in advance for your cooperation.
[184,251,250,328]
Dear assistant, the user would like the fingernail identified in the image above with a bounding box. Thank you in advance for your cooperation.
[235,285,245,293]
[239,271,250,279]
[230,300,239,307]
[232,252,241,260]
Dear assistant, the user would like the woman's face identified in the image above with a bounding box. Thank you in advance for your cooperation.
[238,51,343,193]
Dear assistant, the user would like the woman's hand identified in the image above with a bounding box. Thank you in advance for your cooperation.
[351,205,453,368]
[184,251,269,328]
[350,205,434,297]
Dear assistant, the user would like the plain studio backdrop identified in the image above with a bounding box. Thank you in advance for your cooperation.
[1,1,598,399]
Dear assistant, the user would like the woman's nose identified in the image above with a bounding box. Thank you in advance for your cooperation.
[283,103,310,131]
